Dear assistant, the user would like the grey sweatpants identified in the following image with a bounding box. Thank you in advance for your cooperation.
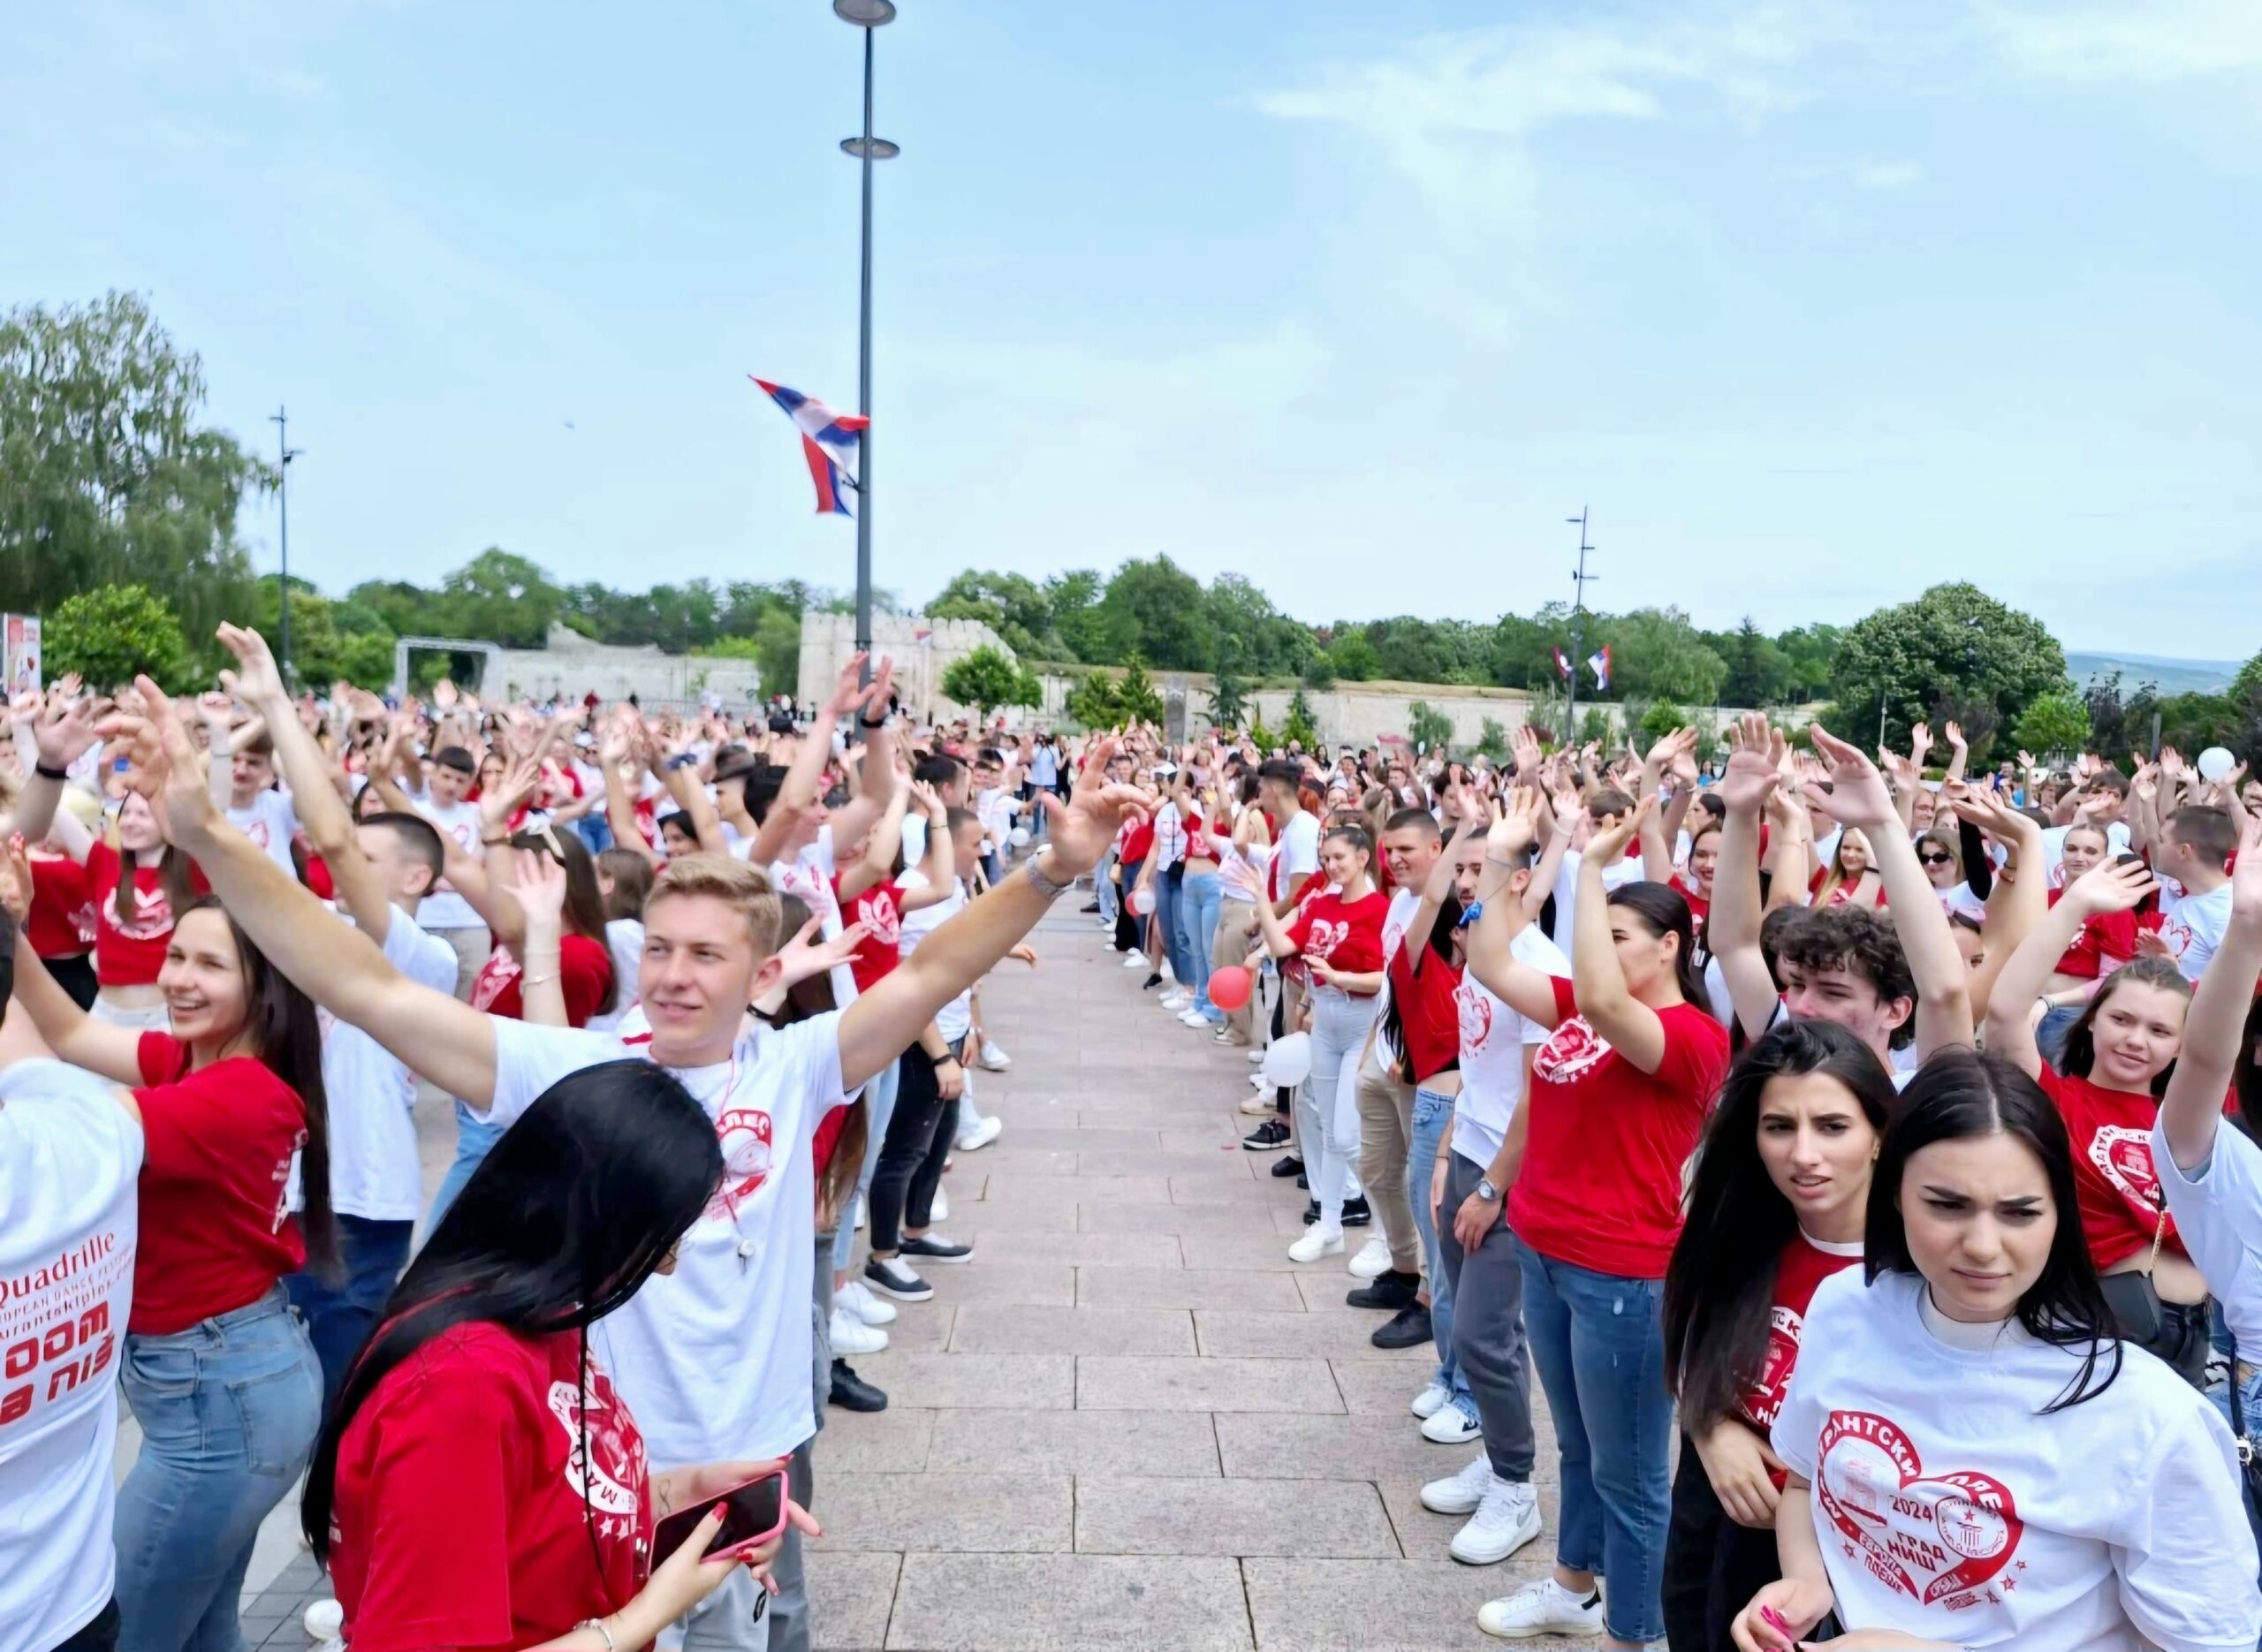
[1438,1150,1538,1482]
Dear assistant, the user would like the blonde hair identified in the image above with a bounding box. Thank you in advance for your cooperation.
[647,853,784,957]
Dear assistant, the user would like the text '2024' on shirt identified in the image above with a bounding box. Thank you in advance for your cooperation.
[1772,1268,2258,1652]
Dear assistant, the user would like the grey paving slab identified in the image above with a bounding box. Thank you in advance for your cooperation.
[1195,1309,1434,1360]
[1077,1201,1291,1239]
[1076,1148,1256,1178]
[1170,1233,1321,1271]
[947,1230,1185,1267]
[808,1550,904,1650]
[1327,1359,1433,1417]
[922,1200,1082,1232]
[1074,1475,1400,1557]
[848,1351,1076,1409]
[911,1261,1078,1307]
[975,1172,1173,1201]
[1242,1557,1592,1652]
[820,1471,1074,1554]
[866,1306,954,1353]
[816,1404,936,1473]
[1075,1265,1305,1312]
[1169,1173,1303,1205]
[924,1407,1222,1477]
[1157,1125,1250,1152]
[1076,1355,1345,1413]
[949,1304,1197,1356]
[1213,1410,1468,1481]
[884,1553,1254,1652]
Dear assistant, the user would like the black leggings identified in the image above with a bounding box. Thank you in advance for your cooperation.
[868,1044,962,1252]
[1663,1431,1781,1652]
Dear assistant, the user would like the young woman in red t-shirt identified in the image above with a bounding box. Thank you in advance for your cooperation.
[306,1060,816,1652]
[1461,794,1731,1646]
[1807,827,1884,909]
[1985,850,2209,1383]
[3,864,333,1652]
[1661,1019,1892,1652]
[1236,822,1389,1261]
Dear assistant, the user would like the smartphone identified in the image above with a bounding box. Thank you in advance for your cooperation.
[649,1469,789,1567]
[2115,852,2159,916]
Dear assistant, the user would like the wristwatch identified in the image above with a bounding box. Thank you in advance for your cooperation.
[1476,1178,1502,1203]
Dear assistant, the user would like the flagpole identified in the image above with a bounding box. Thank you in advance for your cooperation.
[1564,507,1598,746]
[836,0,899,689]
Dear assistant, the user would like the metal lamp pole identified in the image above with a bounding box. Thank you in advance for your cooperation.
[1565,507,1598,742]
[836,0,899,687]
[269,407,303,686]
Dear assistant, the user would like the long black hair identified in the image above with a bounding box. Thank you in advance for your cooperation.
[177,896,338,1277]
[1866,1047,2122,1413]
[1607,880,1710,1012]
[301,1061,724,1568]
[1664,1020,1894,1423]
[2059,956,2190,1099]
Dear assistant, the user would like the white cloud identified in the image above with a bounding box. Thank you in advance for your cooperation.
[1853,159,1921,189]
[1976,0,2262,83]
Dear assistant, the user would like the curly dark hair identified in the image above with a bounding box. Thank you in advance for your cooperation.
[1776,906,1917,1050]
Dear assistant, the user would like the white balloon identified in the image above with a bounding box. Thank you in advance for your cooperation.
[1008,825,1032,847]
[1261,1030,1313,1087]
[1128,887,1156,915]
[2198,746,2235,782]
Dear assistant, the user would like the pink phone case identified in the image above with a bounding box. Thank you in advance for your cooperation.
[654,1469,790,1564]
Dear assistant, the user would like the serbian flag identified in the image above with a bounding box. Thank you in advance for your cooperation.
[751,377,867,516]
[1586,646,1612,692]
[1552,647,1572,680]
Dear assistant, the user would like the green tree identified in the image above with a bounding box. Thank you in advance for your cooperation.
[1827,583,2069,761]
[929,569,1053,655]
[2011,691,2091,761]
[439,549,565,648]
[1283,686,1319,749]
[1114,655,1165,725]
[1045,569,1122,663]
[1408,700,1454,754]
[1721,618,1792,708]
[1639,701,1691,744]
[753,608,801,698]
[1097,557,1212,671]
[1477,716,1509,760]
[941,643,1023,717]
[1064,671,1120,728]
[1326,632,1381,682]
[1208,668,1251,730]
[1604,608,1727,705]
[253,576,396,688]
[0,292,268,655]
[46,583,193,690]
[1011,664,1044,712]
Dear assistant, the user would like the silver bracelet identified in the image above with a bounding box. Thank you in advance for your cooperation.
[574,1619,619,1652]
[1021,850,1074,899]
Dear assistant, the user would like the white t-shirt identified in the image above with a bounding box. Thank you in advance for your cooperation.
[899,810,928,875]
[226,787,300,876]
[1774,1268,2258,1652]
[409,796,483,929]
[2155,877,2232,984]
[1548,845,1647,954]
[899,868,970,1041]
[1452,925,1567,1168]
[1370,890,1422,1069]
[1933,880,1987,923]
[1278,811,1322,890]
[322,906,459,1221]
[589,918,646,1034]
[484,1012,847,1467]
[770,829,857,1010]
[0,1059,141,1652]
[975,786,1016,857]
[2153,1115,2262,1357]
[2038,822,2132,887]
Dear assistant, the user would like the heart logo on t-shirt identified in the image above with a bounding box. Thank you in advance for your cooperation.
[1817,1409,2023,1606]
[1305,919,1349,963]
[707,1106,775,1223]
[862,888,902,948]
[2088,1125,2165,1224]
[1745,1307,1804,1430]
[1533,1015,1612,1085]
[1455,981,1493,1056]
[107,883,173,941]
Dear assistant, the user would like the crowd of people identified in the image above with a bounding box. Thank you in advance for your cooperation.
[2,625,2261,1652]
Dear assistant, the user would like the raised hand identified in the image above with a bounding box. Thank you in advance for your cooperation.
[1806,726,1897,830]
[34,686,110,770]
[775,915,869,990]
[216,623,288,707]
[1584,792,1656,867]
[2229,813,2262,923]
[825,651,873,720]
[2063,855,2158,917]
[1909,722,1932,765]
[1719,713,1784,818]
[510,846,569,925]
[1036,736,1147,880]
[1944,720,1967,751]
[96,676,211,845]
[482,754,544,830]
[0,834,34,924]
[1487,785,1543,861]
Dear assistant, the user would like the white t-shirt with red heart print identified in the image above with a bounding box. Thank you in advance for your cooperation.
[1450,924,1567,1170]
[1773,1268,2258,1652]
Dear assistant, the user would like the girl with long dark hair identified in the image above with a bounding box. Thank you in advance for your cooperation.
[1735,1047,2258,1651]
[3,858,331,1652]
[1461,794,1731,1648]
[1661,1020,1892,1652]
[310,1062,817,1651]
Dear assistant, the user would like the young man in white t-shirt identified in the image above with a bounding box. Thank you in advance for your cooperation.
[395,745,488,995]
[2148,804,2235,982]
[135,676,1141,1652]
[0,937,143,1652]
[1245,761,1325,1154]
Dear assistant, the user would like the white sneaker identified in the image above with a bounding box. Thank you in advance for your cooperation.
[1249,1072,1271,1088]
[838,1278,897,1325]
[829,1307,890,1356]
[1347,1237,1393,1279]
[930,1186,951,1221]
[1451,1479,1541,1566]
[1410,1380,1452,1421]
[954,1116,1005,1152]
[1123,953,1149,969]
[1178,1009,1210,1027]
[1287,1226,1344,1263]
[979,1041,1012,1072]
[1419,1453,1495,1514]
[852,1192,866,1231]
[1160,990,1191,1010]
[1476,1579,1604,1640]
[1238,1094,1275,1116]
[1160,962,1178,984]
[303,1601,345,1642]
[1247,1049,1267,1063]
[1423,1401,1484,1444]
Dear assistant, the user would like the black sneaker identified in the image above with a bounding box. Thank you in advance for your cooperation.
[864,1255,933,1301]
[1242,1118,1290,1151]
[830,1358,888,1412]
[1079,900,1101,913]
[1347,1270,1420,1310]
[1142,972,1164,990]
[900,1232,974,1264]
[1294,1171,1309,1190]
[1370,1302,1433,1350]
[1271,1153,1306,1180]
[1340,1194,1372,1228]
[1303,1198,1321,1225]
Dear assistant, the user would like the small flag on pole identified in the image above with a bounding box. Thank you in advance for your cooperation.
[1552,647,1572,680]
[751,376,868,516]
[1586,646,1612,692]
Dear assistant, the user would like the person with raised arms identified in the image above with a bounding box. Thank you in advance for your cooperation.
[93,658,1142,1652]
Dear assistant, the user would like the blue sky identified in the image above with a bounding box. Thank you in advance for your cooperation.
[7,0,2259,656]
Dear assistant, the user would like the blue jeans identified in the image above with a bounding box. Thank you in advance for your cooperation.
[577,813,613,854]
[2210,1360,2262,1572]
[831,1058,902,1273]
[286,1214,414,1408]
[429,1103,505,1230]
[2038,1004,2082,1068]
[1180,868,1224,1021]
[1517,1241,1674,1646]
[1410,1087,1474,1417]
[1155,872,1193,987]
[1096,848,1119,924]
[115,1286,323,1652]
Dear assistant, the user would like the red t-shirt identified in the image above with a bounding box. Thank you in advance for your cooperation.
[131,1034,308,1334]
[2038,1065,2178,1270]
[1670,873,1710,936]
[841,878,908,994]
[1508,975,1730,1278]
[26,853,95,959]
[330,1324,650,1652]
[2046,888,2140,981]
[303,852,337,902]
[469,933,613,1027]
[1385,936,1463,1082]
[1742,1231,1864,1433]
[1119,815,1156,868]
[1809,867,1886,909]
[1287,889,1389,984]
[86,843,206,987]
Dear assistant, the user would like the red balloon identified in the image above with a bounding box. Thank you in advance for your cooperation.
[1207,965,1252,1012]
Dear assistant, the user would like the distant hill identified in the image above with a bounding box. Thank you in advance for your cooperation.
[2066,651,2242,697]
